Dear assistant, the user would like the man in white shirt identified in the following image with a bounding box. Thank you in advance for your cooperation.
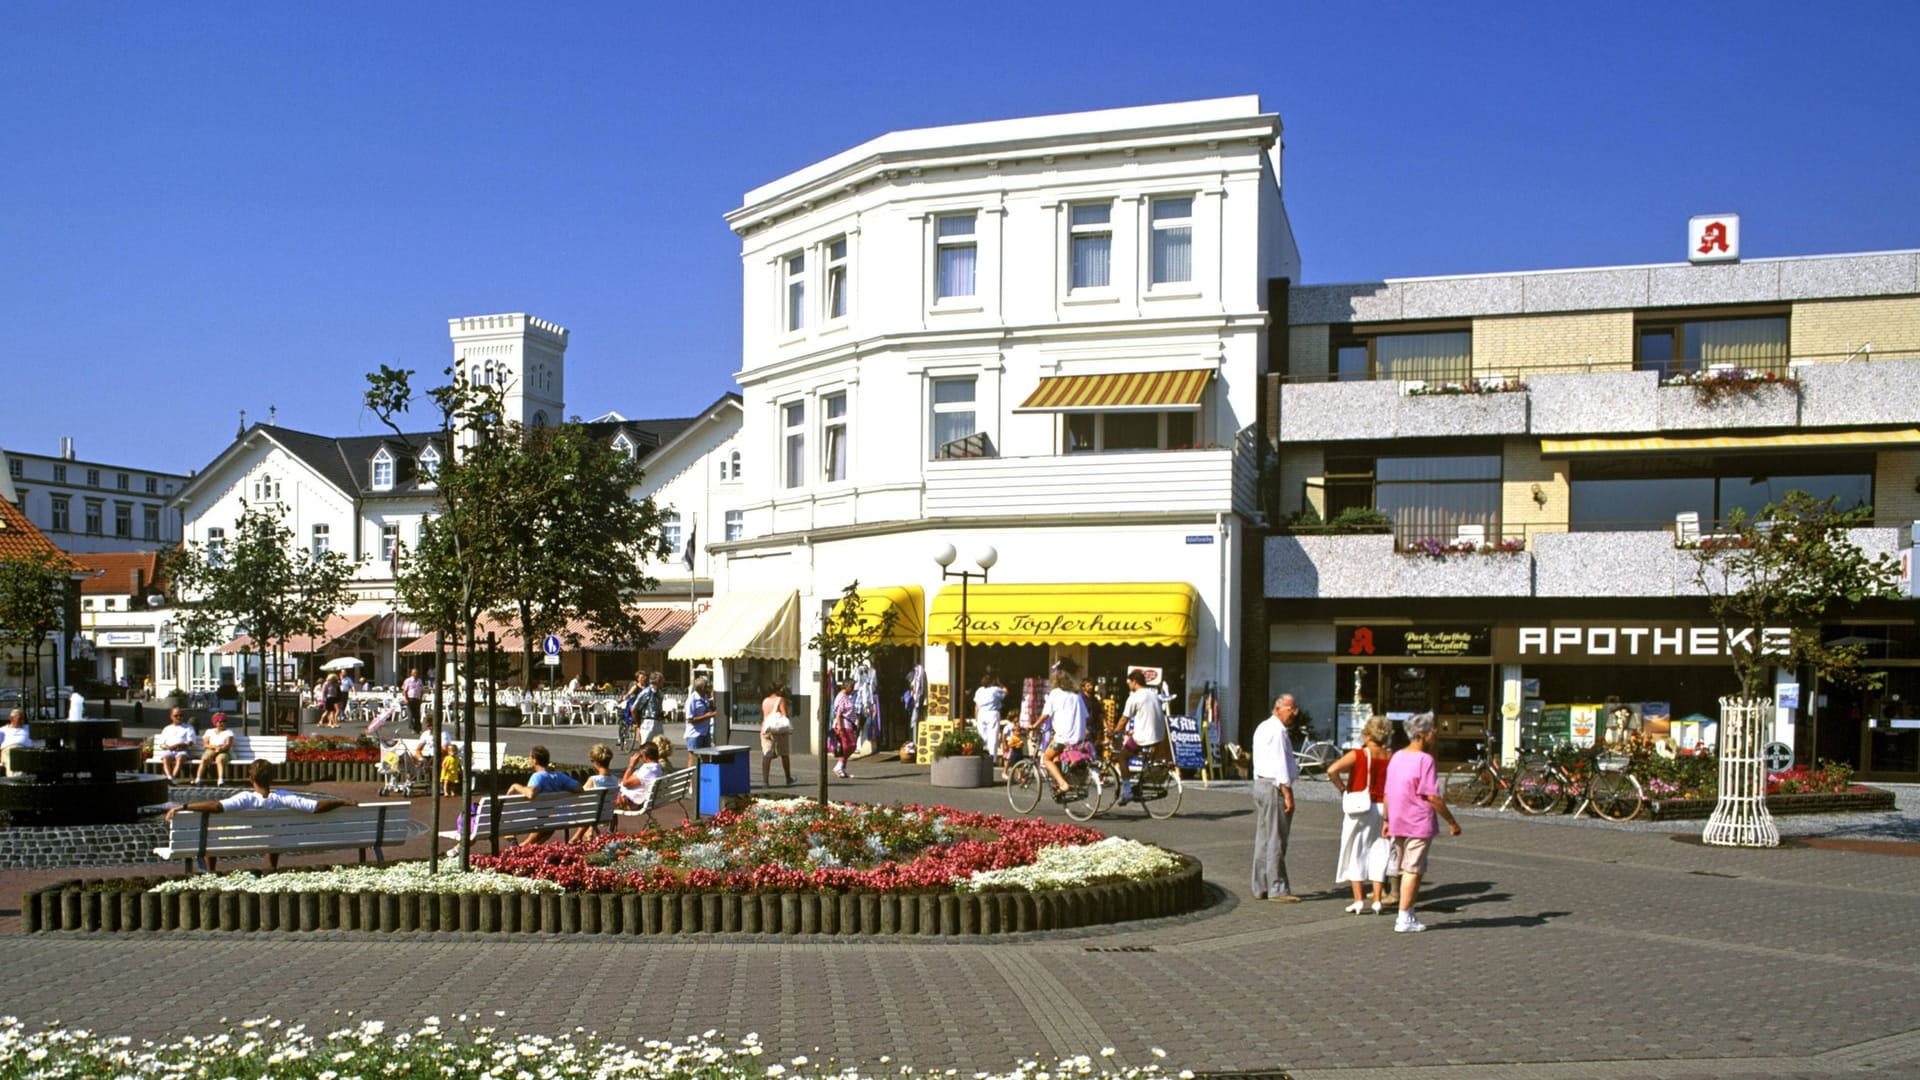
[1118,671,1170,804]
[158,708,198,783]
[403,668,425,734]
[2,709,35,776]
[167,760,351,869]
[1250,694,1302,902]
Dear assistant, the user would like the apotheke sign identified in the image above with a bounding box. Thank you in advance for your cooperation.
[1499,623,1790,664]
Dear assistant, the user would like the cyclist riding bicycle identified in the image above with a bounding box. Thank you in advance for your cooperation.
[1040,667,1090,798]
[1115,670,1172,803]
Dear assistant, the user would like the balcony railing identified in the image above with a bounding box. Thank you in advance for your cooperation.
[1275,515,1913,553]
[1276,345,1920,384]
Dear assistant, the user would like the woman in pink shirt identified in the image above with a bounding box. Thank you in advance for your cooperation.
[1382,713,1462,933]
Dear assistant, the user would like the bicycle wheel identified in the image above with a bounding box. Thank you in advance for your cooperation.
[1588,770,1646,822]
[1007,758,1042,814]
[1093,760,1124,815]
[616,722,635,753]
[1142,765,1183,819]
[1512,763,1566,816]
[1444,765,1494,808]
[1062,763,1100,822]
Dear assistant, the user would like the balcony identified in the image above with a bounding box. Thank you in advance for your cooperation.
[1266,532,1533,599]
[924,448,1232,518]
[1277,379,1529,443]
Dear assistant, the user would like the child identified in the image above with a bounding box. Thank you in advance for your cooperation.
[439,742,461,797]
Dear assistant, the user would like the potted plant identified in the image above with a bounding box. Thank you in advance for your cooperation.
[930,726,990,788]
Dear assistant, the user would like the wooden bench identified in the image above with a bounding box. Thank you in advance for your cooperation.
[154,800,420,874]
[612,766,698,830]
[148,735,290,776]
[440,788,620,848]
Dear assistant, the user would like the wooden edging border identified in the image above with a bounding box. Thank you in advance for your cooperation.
[22,856,1204,935]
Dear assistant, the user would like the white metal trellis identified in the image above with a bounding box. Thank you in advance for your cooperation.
[1702,695,1779,848]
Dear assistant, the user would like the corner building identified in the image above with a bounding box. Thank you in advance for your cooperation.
[1270,248,1920,779]
[695,98,1300,747]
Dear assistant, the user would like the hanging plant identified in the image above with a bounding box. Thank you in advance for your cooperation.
[1662,366,1801,404]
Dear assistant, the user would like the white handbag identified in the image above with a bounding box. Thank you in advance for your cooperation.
[762,711,792,734]
[1341,750,1373,813]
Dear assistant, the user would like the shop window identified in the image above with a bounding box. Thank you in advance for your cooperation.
[1569,452,1872,532]
[1063,411,1197,453]
[1331,326,1472,383]
[1636,313,1788,379]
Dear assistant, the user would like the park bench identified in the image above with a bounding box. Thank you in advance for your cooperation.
[147,735,289,777]
[154,800,420,874]
[612,766,698,830]
[440,788,621,849]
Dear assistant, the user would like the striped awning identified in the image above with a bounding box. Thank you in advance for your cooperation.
[828,585,925,647]
[1540,429,1920,456]
[1016,369,1213,412]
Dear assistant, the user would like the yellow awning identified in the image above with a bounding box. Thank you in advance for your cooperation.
[828,585,924,646]
[1016,369,1212,412]
[1541,429,1920,456]
[927,582,1198,647]
[668,590,800,661]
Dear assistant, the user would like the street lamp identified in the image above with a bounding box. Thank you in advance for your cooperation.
[934,543,997,724]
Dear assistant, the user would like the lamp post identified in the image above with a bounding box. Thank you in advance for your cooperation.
[934,543,997,728]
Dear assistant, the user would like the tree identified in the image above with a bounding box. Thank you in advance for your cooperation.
[1690,490,1903,701]
[169,502,358,731]
[805,581,901,805]
[0,550,71,713]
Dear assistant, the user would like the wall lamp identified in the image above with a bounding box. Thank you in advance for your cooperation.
[1531,483,1548,508]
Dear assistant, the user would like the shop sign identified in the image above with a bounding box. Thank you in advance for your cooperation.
[1340,625,1489,658]
[1689,213,1739,264]
[952,612,1168,638]
[1496,623,1790,664]
[98,631,147,646]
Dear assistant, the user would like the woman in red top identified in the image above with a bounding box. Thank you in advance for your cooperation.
[1327,715,1394,914]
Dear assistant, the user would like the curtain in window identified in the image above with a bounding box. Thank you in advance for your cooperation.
[1072,234,1110,289]
[1377,332,1472,383]
[1692,318,1788,372]
[1151,226,1191,284]
[1376,454,1500,545]
[938,244,976,298]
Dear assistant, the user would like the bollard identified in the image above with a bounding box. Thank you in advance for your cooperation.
[738,893,761,934]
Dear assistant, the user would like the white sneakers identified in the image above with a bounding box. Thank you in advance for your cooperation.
[1393,911,1427,933]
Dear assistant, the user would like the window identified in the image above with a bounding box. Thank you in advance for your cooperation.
[935,213,977,299]
[111,501,128,536]
[1069,203,1112,290]
[381,523,399,564]
[1322,450,1501,547]
[206,527,225,567]
[784,251,806,332]
[419,446,440,480]
[371,449,394,491]
[1636,314,1789,379]
[612,435,634,460]
[252,474,280,501]
[143,505,159,541]
[825,236,848,319]
[52,464,65,483]
[930,377,979,459]
[724,510,744,542]
[1332,328,1473,384]
[145,476,158,494]
[661,511,682,556]
[86,468,100,487]
[1149,196,1193,286]
[84,500,103,535]
[6,459,18,479]
[312,523,331,555]
[50,495,69,533]
[1570,453,1871,532]
[1064,411,1197,454]
[783,402,805,489]
[822,392,848,483]
[730,450,741,480]
[117,472,129,490]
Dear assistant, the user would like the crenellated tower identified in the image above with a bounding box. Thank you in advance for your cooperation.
[447,313,569,429]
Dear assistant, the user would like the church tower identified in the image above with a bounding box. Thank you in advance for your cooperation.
[447,313,568,428]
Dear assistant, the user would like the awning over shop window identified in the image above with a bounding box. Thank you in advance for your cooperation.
[216,613,380,655]
[1015,369,1212,412]
[398,608,693,654]
[669,590,801,661]
[827,585,925,646]
[927,582,1199,647]
[1540,428,1920,456]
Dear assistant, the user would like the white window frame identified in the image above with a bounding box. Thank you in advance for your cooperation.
[117,472,129,490]
[825,236,849,321]
[50,495,69,533]
[145,476,158,494]
[934,213,978,301]
[381,523,399,564]
[784,251,807,333]
[143,505,160,541]
[1148,194,1195,288]
[206,527,225,567]
[929,377,979,459]
[418,445,440,484]
[312,523,331,556]
[1069,202,1113,292]
[6,459,18,479]
[821,392,848,484]
[661,511,682,557]
[782,401,806,490]
[114,501,132,538]
[1064,410,1199,454]
[612,434,634,460]
[86,468,100,487]
[729,450,742,481]
[724,510,744,542]
[52,464,66,484]
[371,449,395,492]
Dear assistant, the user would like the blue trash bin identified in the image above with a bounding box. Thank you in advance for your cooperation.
[693,744,752,817]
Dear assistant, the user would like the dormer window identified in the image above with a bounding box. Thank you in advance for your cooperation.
[418,446,441,483]
[613,434,635,460]
[371,449,395,491]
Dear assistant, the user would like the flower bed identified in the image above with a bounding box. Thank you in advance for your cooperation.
[288,734,380,763]
[0,1017,1186,1079]
[1661,365,1800,404]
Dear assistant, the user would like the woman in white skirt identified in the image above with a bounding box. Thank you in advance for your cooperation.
[973,672,1006,765]
[1327,715,1395,914]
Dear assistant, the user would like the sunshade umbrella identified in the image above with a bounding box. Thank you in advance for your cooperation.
[320,657,365,671]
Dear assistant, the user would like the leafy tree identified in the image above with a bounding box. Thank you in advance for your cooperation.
[1690,490,1904,702]
[0,550,71,712]
[804,581,901,804]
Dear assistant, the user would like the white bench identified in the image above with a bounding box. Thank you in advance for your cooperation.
[612,766,698,830]
[440,788,621,847]
[148,735,289,774]
[155,800,419,874]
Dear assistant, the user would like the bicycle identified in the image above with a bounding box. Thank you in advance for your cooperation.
[1513,744,1646,821]
[1292,722,1342,777]
[1442,737,1521,811]
[1005,726,1118,822]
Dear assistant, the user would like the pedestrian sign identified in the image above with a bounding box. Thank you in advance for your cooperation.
[542,634,562,657]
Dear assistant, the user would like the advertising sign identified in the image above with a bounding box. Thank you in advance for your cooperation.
[1689,214,1740,264]
[1339,626,1489,658]
[1168,714,1206,769]
[1495,623,1790,665]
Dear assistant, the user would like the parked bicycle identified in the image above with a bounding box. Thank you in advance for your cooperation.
[1291,721,1342,777]
[1513,744,1647,821]
[1442,735,1522,810]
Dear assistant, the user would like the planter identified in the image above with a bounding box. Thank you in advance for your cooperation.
[1652,787,1897,821]
[930,754,991,788]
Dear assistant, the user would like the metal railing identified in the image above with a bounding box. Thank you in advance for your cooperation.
[1279,517,1907,553]
[1275,345,1920,384]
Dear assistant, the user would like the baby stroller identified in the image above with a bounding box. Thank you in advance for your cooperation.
[364,694,403,739]
[377,738,432,797]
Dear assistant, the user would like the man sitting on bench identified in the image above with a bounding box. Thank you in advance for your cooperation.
[504,744,580,845]
[166,759,351,870]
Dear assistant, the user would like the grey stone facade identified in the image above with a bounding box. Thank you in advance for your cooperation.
[1278,381,1529,443]
[1266,535,1532,598]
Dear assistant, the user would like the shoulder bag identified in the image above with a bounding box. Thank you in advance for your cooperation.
[1341,749,1374,813]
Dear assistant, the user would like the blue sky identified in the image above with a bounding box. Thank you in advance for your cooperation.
[3,1,1916,471]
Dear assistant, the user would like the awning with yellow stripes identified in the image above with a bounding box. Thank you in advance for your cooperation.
[1540,429,1920,456]
[1015,369,1213,412]
[827,585,925,647]
[927,582,1199,647]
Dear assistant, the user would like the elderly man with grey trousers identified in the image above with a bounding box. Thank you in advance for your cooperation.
[1250,694,1302,902]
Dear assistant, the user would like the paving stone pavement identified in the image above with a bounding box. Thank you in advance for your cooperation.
[3,741,1919,1078]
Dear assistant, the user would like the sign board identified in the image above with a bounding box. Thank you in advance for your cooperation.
[1688,214,1740,264]
[1185,535,1214,545]
[916,716,955,766]
[98,631,148,646]
[1126,664,1165,688]
[1168,714,1206,769]
[1494,623,1790,664]
[1777,683,1801,710]
[1335,703,1372,747]
[1340,626,1489,658]
[541,634,563,657]
[543,654,560,667]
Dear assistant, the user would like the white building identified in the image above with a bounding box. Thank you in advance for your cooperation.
[170,313,740,693]
[684,97,1298,746]
[2,440,187,555]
